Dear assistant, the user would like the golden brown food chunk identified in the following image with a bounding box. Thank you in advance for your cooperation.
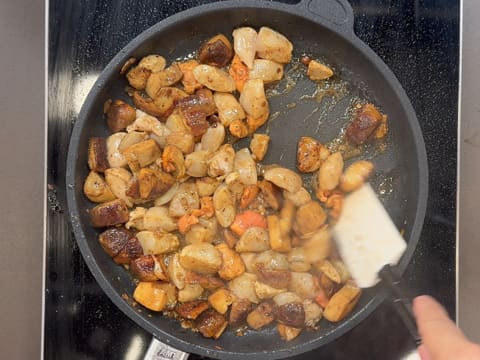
[346,103,383,145]
[340,160,374,193]
[145,63,183,99]
[179,243,223,274]
[90,199,129,227]
[137,168,175,200]
[216,243,246,280]
[122,139,161,172]
[198,34,234,67]
[133,282,167,312]
[126,66,151,90]
[176,300,209,320]
[195,309,228,339]
[113,236,143,265]
[274,302,305,328]
[296,136,329,173]
[83,171,116,203]
[255,266,291,289]
[106,99,136,132]
[152,87,188,120]
[185,271,225,290]
[136,231,180,255]
[294,201,326,236]
[277,324,302,341]
[88,137,109,173]
[208,288,234,314]
[317,152,344,193]
[98,227,134,258]
[229,298,253,327]
[268,215,291,253]
[323,281,361,322]
[263,167,302,194]
[178,59,203,94]
[130,255,168,282]
[250,134,270,161]
[246,300,276,330]
[307,60,333,81]
[193,65,236,92]
[132,91,164,118]
[256,27,293,64]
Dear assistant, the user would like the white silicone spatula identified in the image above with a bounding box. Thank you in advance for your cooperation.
[332,183,421,345]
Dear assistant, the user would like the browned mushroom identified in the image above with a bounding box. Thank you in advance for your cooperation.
[90,199,130,227]
[176,300,209,320]
[246,300,276,330]
[106,100,136,132]
[346,103,383,145]
[198,34,234,67]
[88,137,109,173]
[195,309,228,339]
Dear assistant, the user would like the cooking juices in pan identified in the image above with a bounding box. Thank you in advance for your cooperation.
[83,27,389,342]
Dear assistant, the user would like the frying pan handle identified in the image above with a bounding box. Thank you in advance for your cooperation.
[296,0,355,34]
[144,338,189,360]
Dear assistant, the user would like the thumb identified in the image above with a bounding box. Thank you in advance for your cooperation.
[413,295,480,360]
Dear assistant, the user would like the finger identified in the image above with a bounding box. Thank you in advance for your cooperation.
[417,344,432,360]
[413,295,468,360]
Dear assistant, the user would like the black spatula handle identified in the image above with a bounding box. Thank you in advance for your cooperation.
[379,265,422,346]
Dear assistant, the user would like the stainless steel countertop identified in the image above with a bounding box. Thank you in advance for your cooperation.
[1,0,479,358]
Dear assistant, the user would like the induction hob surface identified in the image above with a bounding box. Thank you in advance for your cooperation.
[46,1,458,359]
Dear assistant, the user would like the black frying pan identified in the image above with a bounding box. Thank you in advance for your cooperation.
[66,0,428,358]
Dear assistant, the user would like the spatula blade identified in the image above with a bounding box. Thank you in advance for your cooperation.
[332,183,406,288]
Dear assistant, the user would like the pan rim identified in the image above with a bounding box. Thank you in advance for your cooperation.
[65,1,428,358]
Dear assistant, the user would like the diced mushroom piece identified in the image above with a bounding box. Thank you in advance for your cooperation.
[303,228,331,264]
[179,243,223,274]
[122,139,161,173]
[178,60,202,94]
[127,110,171,139]
[234,148,257,186]
[195,309,228,339]
[250,133,270,161]
[145,63,183,99]
[120,57,137,75]
[254,281,286,300]
[126,66,151,90]
[277,324,302,341]
[294,201,326,236]
[165,109,191,133]
[176,300,209,320]
[133,282,168,312]
[249,59,284,83]
[208,288,234,314]
[106,132,128,168]
[98,227,134,258]
[118,131,149,152]
[132,91,164,118]
[274,302,305,328]
[185,271,225,290]
[317,152,344,193]
[213,184,236,227]
[289,272,318,299]
[84,171,116,203]
[263,167,302,193]
[246,300,276,330]
[136,231,180,255]
[239,79,269,121]
[283,187,311,207]
[178,283,204,303]
[137,168,175,200]
[90,199,129,227]
[143,206,177,232]
[165,132,195,155]
[168,253,187,290]
[323,282,361,322]
[156,282,178,310]
[296,136,330,173]
[201,124,226,152]
[267,214,291,253]
[307,60,334,81]
[229,273,259,304]
[113,236,143,265]
[130,255,169,282]
[88,137,109,172]
[169,182,200,217]
[256,27,293,64]
[139,54,167,72]
[216,243,246,280]
[106,100,136,132]
[177,89,216,136]
[255,266,291,290]
[346,103,383,145]
[104,168,134,207]
[235,226,270,253]
[258,180,282,210]
[198,34,234,67]
[287,247,311,272]
[315,260,342,284]
[193,65,236,92]
[213,92,246,127]
[152,87,188,120]
[161,144,185,179]
[232,27,257,69]
[340,160,375,193]
[303,299,323,327]
[207,144,235,179]
[318,272,337,299]
[229,298,253,327]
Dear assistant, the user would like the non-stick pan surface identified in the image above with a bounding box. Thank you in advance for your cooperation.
[66,0,428,358]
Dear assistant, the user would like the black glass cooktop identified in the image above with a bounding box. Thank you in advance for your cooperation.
[46,0,459,359]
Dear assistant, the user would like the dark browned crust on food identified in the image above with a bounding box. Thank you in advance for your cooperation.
[88,137,109,172]
[106,99,136,132]
[177,300,209,320]
[90,199,129,227]
[198,35,234,67]
[346,103,383,145]
[274,302,305,328]
[98,227,133,257]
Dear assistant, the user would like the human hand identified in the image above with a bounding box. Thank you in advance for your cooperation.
[413,295,480,360]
